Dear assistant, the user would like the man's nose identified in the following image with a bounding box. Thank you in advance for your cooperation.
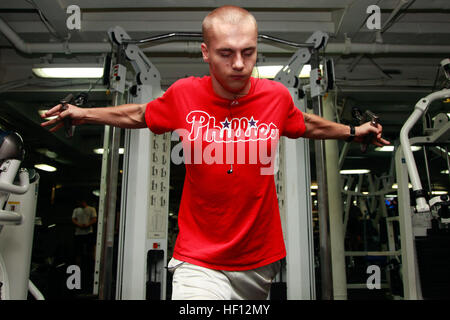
[232,54,244,70]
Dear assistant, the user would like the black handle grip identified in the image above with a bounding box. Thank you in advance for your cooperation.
[351,108,380,153]
[352,107,363,122]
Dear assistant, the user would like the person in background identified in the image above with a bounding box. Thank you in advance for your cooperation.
[72,199,97,292]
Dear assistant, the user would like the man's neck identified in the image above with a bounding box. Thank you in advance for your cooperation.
[210,75,251,100]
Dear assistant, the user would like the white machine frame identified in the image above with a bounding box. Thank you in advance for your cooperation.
[395,87,450,299]
[0,133,43,300]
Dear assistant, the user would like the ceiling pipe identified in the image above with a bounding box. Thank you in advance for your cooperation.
[1,17,450,56]
[0,17,111,54]
[380,0,410,34]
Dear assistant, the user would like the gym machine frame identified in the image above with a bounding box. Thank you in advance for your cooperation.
[96,28,333,300]
[0,130,43,300]
[395,61,450,299]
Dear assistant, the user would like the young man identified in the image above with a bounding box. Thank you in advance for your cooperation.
[41,6,389,300]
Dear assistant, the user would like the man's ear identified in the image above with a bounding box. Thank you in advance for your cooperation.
[201,42,209,63]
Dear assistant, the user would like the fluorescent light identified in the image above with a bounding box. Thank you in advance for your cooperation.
[392,183,412,189]
[436,146,450,156]
[252,64,316,79]
[92,189,100,197]
[441,169,449,174]
[36,148,58,159]
[252,65,282,78]
[93,148,124,154]
[340,169,370,174]
[32,64,104,78]
[432,191,448,195]
[375,146,394,152]
[34,163,57,172]
[299,65,312,78]
[375,146,421,152]
[311,183,318,189]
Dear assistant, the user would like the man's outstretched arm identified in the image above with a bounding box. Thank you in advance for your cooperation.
[301,112,390,147]
[40,103,148,132]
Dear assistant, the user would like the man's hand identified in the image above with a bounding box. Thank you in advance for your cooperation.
[354,122,390,147]
[40,103,86,133]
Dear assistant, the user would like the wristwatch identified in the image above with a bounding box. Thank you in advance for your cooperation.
[346,125,355,142]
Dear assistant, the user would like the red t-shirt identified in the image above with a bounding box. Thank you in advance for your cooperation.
[145,76,305,271]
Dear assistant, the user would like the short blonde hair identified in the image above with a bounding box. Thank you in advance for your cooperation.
[202,5,258,45]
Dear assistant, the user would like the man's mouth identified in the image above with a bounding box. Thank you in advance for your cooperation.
[230,75,245,80]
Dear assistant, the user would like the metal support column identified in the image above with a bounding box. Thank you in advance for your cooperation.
[310,49,333,300]
[276,87,316,299]
[323,91,347,300]
[94,45,124,300]
[395,147,422,299]
[106,27,170,300]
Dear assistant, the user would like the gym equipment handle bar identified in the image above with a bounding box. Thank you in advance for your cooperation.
[122,32,315,48]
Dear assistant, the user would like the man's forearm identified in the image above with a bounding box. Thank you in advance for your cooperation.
[84,103,147,129]
[302,112,351,140]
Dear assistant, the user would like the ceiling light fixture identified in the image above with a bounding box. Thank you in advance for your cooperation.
[252,64,318,79]
[375,146,422,152]
[436,146,450,156]
[32,63,104,79]
[432,191,448,195]
[93,148,124,155]
[34,163,57,172]
[392,183,412,189]
[340,169,371,174]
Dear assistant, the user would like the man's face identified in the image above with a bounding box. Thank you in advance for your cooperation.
[201,21,257,96]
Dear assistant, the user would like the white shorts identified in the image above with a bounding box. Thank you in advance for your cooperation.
[167,257,281,300]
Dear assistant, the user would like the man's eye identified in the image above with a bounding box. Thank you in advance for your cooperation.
[220,53,231,57]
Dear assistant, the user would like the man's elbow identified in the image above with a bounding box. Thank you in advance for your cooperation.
[137,103,147,128]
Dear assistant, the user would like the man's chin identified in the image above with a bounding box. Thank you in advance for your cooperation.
[225,79,250,94]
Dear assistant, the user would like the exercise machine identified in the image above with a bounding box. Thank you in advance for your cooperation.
[395,58,450,299]
[341,170,403,298]
[90,27,334,300]
[0,129,43,299]
[273,31,331,299]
